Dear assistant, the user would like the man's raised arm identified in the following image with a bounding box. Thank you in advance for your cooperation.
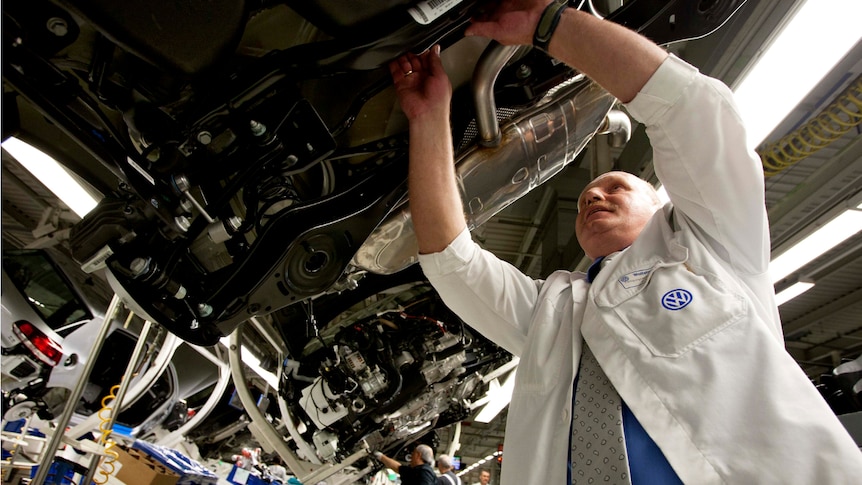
[389,46,465,254]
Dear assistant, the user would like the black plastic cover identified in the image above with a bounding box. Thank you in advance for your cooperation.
[60,0,247,75]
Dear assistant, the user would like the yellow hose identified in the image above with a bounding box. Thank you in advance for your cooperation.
[93,384,121,484]
[758,75,862,177]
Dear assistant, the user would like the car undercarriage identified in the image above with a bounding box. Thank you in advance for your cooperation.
[2,0,746,480]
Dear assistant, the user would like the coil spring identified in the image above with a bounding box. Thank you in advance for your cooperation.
[758,75,862,177]
[93,384,121,484]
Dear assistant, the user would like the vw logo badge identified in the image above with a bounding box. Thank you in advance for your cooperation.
[661,289,693,311]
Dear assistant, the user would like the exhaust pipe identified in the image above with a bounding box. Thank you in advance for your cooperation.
[473,42,521,147]
[352,72,616,275]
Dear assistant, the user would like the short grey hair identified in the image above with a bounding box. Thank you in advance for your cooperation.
[415,444,434,465]
[436,454,453,470]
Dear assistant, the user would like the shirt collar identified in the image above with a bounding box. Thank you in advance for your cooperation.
[586,256,605,283]
[586,249,627,283]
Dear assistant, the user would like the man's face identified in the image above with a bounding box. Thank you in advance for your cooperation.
[480,470,490,484]
[410,449,423,466]
[575,171,661,259]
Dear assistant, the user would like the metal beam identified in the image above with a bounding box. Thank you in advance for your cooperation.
[782,287,862,338]
[768,135,862,249]
[228,324,317,477]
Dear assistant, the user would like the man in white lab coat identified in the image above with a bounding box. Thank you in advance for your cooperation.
[389,0,862,483]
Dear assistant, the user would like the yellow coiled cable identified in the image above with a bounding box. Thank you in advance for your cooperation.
[93,384,121,484]
[758,75,862,177]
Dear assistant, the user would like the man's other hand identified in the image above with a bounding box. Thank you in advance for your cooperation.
[388,45,452,122]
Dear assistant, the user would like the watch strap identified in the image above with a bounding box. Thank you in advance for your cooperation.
[533,0,569,51]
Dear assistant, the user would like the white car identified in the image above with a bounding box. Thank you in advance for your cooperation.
[1,248,181,437]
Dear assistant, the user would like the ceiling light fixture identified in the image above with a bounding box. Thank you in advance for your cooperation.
[474,368,517,423]
[770,203,862,284]
[774,280,815,306]
[733,0,862,148]
[219,336,279,388]
[2,137,99,218]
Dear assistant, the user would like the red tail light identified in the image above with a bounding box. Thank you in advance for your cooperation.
[12,320,63,366]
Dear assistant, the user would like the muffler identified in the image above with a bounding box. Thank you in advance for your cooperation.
[352,55,616,275]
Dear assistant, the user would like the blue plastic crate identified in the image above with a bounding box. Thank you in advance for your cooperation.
[29,457,91,485]
[132,441,218,485]
[226,465,269,485]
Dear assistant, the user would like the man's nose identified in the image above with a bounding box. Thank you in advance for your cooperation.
[584,188,605,204]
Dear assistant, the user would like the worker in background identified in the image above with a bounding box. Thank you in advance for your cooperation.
[388,0,862,483]
[373,444,437,485]
[435,454,461,485]
[470,469,490,485]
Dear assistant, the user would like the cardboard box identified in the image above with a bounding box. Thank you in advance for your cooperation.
[113,446,179,485]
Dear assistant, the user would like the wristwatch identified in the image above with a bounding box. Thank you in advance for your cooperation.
[533,0,570,51]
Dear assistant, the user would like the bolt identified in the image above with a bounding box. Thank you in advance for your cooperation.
[197,131,212,145]
[516,64,532,80]
[174,215,191,232]
[226,216,242,233]
[129,257,150,277]
[249,120,267,137]
[174,285,187,299]
[146,147,161,162]
[173,174,191,193]
[190,319,199,330]
[197,303,213,318]
[46,17,68,37]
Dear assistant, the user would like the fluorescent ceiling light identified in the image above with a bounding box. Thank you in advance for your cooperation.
[240,347,279,388]
[775,281,815,306]
[733,0,862,149]
[770,207,862,283]
[474,368,517,423]
[2,137,99,218]
[219,336,279,388]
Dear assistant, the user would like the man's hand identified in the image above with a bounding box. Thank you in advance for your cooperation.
[465,0,554,46]
[388,45,451,122]
[373,450,402,472]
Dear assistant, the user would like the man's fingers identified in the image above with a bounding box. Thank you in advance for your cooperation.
[401,55,416,75]
[427,45,445,78]
[388,59,403,81]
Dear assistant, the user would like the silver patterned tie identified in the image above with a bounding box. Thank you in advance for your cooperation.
[571,342,631,484]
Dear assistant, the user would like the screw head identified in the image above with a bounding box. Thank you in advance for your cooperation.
[129,257,149,276]
[174,215,191,232]
[197,131,212,145]
[46,17,68,37]
[197,303,213,318]
[249,120,267,136]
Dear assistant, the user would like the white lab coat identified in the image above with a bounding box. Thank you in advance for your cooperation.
[419,55,862,484]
